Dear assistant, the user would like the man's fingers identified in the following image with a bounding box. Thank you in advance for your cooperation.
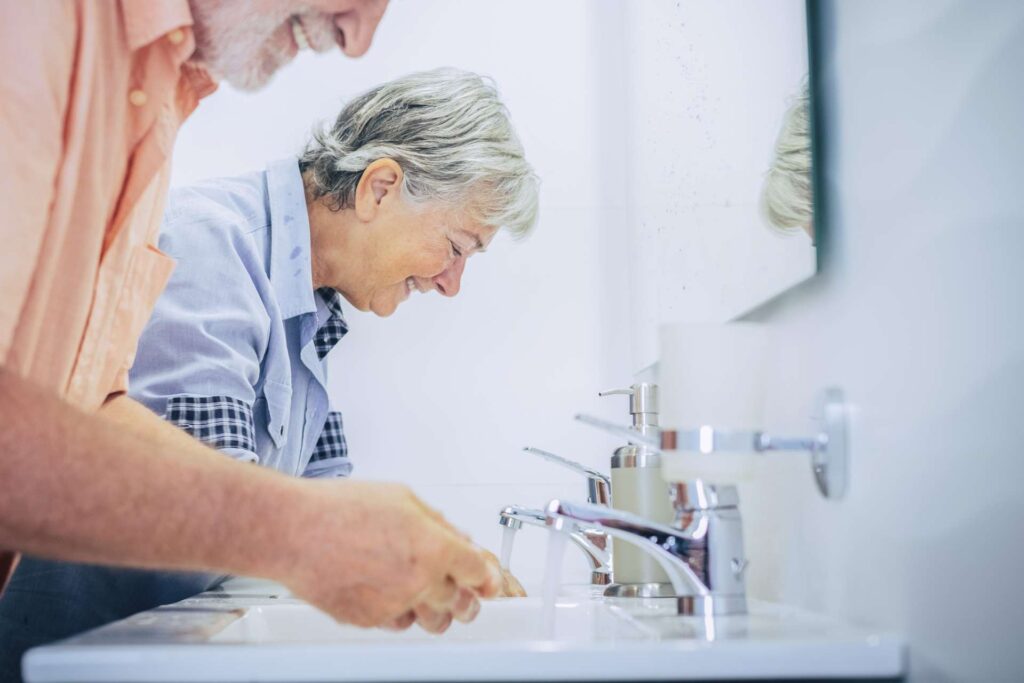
[438,532,501,598]
[414,603,453,634]
[417,576,458,611]
[381,610,416,631]
[500,568,527,597]
[451,587,481,624]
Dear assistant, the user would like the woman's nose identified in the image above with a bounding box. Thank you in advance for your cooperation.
[433,257,465,297]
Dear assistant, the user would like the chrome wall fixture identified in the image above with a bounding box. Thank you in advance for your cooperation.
[575,387,849,499]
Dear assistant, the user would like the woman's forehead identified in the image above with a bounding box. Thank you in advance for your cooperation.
[421,204,496,241]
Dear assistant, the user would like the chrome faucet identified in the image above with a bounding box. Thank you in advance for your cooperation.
[516,447,612,586]
[544,479,748,616]
[499,505,612,585]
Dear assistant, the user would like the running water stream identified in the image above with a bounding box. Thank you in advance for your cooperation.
[540,530,568,639]
[499,525,517,570]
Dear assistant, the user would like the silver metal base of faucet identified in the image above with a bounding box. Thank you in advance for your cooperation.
[603,582,677,598]
[603,584,748,615]
[676,594,747,616]
[591,571,613,585]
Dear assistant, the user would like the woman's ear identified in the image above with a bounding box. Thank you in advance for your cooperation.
[354,158,403,222]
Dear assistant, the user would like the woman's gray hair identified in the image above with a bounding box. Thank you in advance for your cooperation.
[300,68,539,238]
[761,80,813,235]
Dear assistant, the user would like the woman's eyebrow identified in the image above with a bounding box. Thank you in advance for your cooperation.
[458,231,486,253]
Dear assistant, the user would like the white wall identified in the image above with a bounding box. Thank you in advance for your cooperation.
[735,2,1024,680]
[171,0,633,586]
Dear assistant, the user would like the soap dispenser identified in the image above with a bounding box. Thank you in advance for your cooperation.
[600,383,676,597]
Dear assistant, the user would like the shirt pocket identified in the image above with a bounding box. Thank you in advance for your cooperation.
[261,379,292,449]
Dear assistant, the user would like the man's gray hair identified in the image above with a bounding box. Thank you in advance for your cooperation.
[300,68,539,238]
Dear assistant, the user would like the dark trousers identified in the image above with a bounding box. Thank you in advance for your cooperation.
[0,556,223,683]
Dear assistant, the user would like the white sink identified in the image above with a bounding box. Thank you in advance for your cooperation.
[24,579,904,682]
[210,597,650,644]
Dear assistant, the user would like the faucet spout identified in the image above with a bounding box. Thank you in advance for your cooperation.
[545,496,748,615]
[500,505,611,581]
[544,499,709,598]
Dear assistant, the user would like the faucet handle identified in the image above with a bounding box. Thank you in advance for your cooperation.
[523,447,611,506]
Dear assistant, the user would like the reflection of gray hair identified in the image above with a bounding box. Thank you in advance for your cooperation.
[300,68,539,238]
[762,81,813,235]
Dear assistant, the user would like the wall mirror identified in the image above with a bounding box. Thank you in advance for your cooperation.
[623,0,818,368]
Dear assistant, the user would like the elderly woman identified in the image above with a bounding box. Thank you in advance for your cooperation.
[0,68,537,659]
[134,67,536,480]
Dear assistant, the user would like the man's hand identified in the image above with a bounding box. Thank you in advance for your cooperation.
[99,397,516,632]
[378,547,527,634]
[0,372,503,638]
[481,549,527,598]
[277,480,501,633]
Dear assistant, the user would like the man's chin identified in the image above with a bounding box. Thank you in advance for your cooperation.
[221,52,295,91]
[223,67,281,92]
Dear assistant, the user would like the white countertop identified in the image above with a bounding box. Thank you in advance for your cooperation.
[24,579,905,682]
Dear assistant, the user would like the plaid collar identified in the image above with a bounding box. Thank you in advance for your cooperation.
[313,288,349,360]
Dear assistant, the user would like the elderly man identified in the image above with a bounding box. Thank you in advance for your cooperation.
[0,1,503,679]
[0,69,536,658]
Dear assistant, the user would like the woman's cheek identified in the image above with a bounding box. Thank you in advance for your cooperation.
[421,248,452,276]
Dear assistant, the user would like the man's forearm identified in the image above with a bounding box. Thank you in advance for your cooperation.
[0,368,299,581]
[0,367,501,631]
[99,392,238,461]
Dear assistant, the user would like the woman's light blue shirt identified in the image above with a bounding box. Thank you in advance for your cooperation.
[128,158,351,479]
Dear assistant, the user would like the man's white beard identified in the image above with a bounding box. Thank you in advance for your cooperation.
[190,2,295,91]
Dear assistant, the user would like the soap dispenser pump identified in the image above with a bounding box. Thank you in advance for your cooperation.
[600,382,677,597]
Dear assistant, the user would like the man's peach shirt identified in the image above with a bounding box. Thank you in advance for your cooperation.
[0,0,216,588]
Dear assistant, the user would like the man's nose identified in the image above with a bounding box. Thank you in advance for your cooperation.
[335,0,389,57]
[433,257,465,298]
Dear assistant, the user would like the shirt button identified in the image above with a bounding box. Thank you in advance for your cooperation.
[167,29,185,45]
[128,89,148,107]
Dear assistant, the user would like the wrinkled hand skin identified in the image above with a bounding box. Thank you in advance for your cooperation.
[380,549,527,634]
[286,480,529,639]
[282,481,501,635]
